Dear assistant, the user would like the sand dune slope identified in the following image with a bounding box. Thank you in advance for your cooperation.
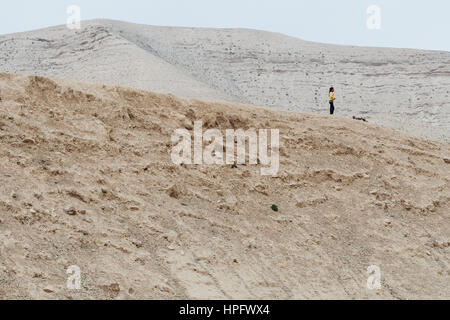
[1,19,450,142]
[0,73,449,299]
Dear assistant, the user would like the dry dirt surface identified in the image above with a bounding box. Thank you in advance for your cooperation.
[1,19,449,143]
[0,73,449,299]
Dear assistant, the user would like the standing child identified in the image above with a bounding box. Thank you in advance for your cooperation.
[329,87,336,115]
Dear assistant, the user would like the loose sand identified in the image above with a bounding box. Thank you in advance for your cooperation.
[0,73,449,299]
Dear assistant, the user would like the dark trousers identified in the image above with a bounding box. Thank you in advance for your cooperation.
[329,101,334,115]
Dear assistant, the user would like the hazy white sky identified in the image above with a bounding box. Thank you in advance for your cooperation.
[1,0,449,51]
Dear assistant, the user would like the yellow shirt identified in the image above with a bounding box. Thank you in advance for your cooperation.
[329,92,335,101]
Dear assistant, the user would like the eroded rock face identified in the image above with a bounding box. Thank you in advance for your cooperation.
[1,19,449,142]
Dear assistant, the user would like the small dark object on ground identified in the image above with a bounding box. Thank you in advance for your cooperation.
[271,204,279,212]
[353,116,367,122]
[231,163,238,169]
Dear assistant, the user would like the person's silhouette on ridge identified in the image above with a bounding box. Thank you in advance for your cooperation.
[329,87,336,115]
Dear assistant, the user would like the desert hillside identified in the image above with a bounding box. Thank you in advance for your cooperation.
[0,73,449,299]
[1,19,449,142]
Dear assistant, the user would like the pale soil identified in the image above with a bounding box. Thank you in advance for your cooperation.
[0,73,449,299]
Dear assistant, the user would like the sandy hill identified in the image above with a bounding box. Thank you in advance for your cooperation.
[0,19,449,143]
[0,73,449,299]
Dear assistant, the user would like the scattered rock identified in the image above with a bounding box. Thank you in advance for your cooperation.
[352,116,367,122]
[334,186,342,191]
[33,192,43,200]
[22,138,36,144]
[63,206,77,215]
[166,185,181,199]
[132,240,143,248]
[401,200,413,211]
[431,241,450,249]
[10,192,17,199]
[66,189,87,203]
[183,119,193,130]
[369,189,378,195]
[101,283,120,298]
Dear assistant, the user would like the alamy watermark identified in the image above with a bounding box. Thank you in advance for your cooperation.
[170,121,279,176]
[366,265,381,290]
[66,265,81,290]
[67,5,81,30]
[366,5,381,30]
